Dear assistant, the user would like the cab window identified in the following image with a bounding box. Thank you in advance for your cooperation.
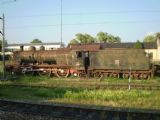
[76,51,82,58]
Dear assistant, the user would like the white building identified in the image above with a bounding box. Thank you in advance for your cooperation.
[6,42,64,51]
[144,37,160,63]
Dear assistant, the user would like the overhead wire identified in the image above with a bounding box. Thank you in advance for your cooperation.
[6,20,160,29]
[6,10,160,18]
[3,9,160,29]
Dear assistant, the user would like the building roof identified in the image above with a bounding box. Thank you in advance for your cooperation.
[100,42,157,49]
[7,42,157,50]
[68,42,157,50]
[68,44,100,51]
[7,42,63,47]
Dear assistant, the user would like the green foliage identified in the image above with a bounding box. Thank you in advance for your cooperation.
[114,36,121,43]
[143,35,156,42]
[70,39,79,44]
[96,32,108,43]
[70,33,95,44]
[96,32,121,43]
[70,32,121,44]
[134,40,142,49]
[107,34,121,43]
[30,39,42,44]
[84,34,95,43]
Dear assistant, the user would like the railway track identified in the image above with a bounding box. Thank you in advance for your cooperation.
[1,83,160,90]
[0,99,76,120]
[0,99,159,120]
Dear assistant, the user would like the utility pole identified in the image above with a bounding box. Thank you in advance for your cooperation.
[0,0,16,80]
[60,0,63,47]
[0,14,6,80]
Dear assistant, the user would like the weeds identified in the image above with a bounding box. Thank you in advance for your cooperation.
[0,85,159,109]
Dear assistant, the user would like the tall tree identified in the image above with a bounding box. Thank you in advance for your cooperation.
[96,32,108,43]
[85,34,95,43]
[143,35,156,42]
[30,39,42,44]
[107,34,121,43]
[69,33,95,44]
[70,39,79,44]
[96,32,121,43]
[114,36,121,43]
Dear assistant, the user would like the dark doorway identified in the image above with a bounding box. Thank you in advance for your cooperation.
[83,51,90,74]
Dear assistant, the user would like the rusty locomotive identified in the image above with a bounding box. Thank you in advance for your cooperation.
[6,44,154,79]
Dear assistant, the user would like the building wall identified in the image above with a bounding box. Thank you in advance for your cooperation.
[157,37,160,62]
[6,46,20,51]
[145,49,158,61]
[145,38,160,62]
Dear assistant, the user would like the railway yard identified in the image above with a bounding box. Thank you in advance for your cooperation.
[1,0,160,119]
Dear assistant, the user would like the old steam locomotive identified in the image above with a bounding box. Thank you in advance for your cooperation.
[6,44,154,79]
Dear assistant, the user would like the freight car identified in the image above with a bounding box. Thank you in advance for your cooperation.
[6,45,154,79]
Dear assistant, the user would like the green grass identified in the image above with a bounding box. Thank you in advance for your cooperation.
[0,62,160,109]
[1,74,160,89]
[0,85,159,109]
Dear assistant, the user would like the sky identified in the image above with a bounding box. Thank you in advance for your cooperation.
[0,0,160,45]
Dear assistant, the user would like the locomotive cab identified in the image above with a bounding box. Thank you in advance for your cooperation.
[73,51,90,73]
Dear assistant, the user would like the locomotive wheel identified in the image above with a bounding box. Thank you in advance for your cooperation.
[38,70,49,76]
[94,72,102,78]
[139,74,143,79]
[133,73,139,79]
[147,74,151,80]
[109,73,113,77]
[139,73,148,79]
[31,71,38,76]
[117,73,120,78]
[78,71,87,78]
[112,73,119,78]
[78,73,86,78]
[143,74,148,79]
[56,68,70,78]
[79,73,84,77]
[151,72,154,78]
[122,74,129,79]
